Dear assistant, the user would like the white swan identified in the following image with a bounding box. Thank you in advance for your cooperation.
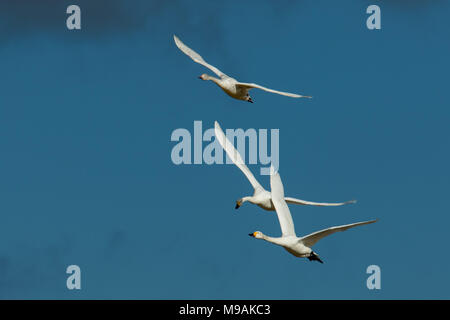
[174,35,311,102]
[214,121,356,211]
[249,168,377,263]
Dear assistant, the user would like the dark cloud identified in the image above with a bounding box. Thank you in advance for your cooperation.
[0,0,307,54]
[0,1,154,39]
[0,231,131,298]
[0,0,238,70]
[0,256,10,279]
[371,0,447,9]
[103,230,127,258]
[1,1,446,43]
[0,237,73,298]
[0,1,224,41]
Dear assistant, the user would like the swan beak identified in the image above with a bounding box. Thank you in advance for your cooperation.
[247,97,253,103]
[235,200,242,209]
[248,233,255,237]
[198,75,202,79]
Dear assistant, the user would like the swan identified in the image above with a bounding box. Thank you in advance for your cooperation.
[214,121,356,211]
[249,167,377,263]
[173,35,311,102]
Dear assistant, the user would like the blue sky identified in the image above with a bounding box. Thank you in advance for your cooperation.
[0,0,449,299]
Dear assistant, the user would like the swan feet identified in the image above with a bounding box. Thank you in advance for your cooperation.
[307,252,324,264]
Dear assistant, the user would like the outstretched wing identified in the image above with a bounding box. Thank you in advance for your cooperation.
[270,169,296,237]
[300,220,378,248]
[174,35,227,78]
[285,197,357,207]
[236,82,311,98]
[214,121,263,191]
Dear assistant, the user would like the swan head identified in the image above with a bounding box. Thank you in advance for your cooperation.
[235,199,243,209]
[198,73,209,80]
[248,231,264,239]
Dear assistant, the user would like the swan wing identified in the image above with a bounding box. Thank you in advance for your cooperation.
[235,82,311,98]
[270,168,296,237]
[300,219,378,248]
[214,121,263,191]
[174,35,227,78]
[285,197,357,207]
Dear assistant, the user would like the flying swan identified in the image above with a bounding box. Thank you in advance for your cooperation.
[174,35,311,102]
[249,167,377,263]
[214,121,356,211]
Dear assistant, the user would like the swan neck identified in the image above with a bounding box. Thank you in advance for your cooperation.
[242,196,253,204]
[206,75,221,83]
[262,235,284,246]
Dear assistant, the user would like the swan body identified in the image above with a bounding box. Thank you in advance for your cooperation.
[199,74,249,101]
[214,121,356,211]
[240,189,274,211]
[174,35,311,102]
[249,168,378,262]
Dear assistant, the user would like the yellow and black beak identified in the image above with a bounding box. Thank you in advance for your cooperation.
[235,201,242,209]
[248,233,255,237]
